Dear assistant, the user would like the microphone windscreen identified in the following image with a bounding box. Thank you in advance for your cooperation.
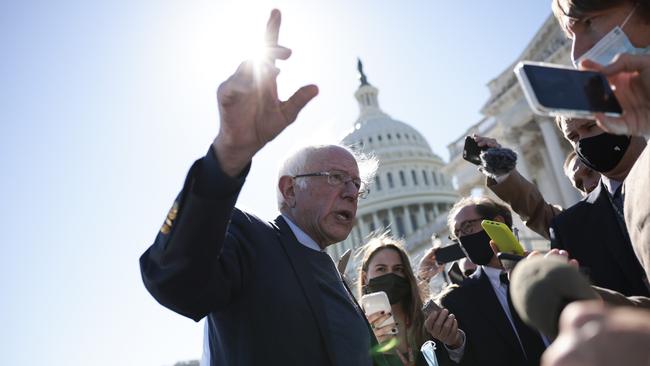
[480,147,517,179]
[509,256,599,338]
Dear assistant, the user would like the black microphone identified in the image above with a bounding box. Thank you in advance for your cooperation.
[509,256,599,339]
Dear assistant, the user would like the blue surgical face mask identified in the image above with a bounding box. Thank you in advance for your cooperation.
[572,6,650,68]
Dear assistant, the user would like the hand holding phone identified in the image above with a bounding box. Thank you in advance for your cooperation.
[360,291,396,329]
[481,220,525,255]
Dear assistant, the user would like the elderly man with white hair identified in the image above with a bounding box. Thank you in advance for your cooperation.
[139,9,391,366]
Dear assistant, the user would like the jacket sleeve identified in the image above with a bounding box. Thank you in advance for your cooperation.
[139,146,253,321]
[487,169,562,240]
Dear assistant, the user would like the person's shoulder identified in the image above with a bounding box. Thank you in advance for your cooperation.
[230,207,277,233]
[438,276,480,304]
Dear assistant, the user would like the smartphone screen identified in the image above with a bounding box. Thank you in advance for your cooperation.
[462,136,483,165]
[435,243,466,264]
[522,64,622,114]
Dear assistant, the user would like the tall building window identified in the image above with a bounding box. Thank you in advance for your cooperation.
[410,214,418,231]
[375,175,382,191]
[422,170,429,185]
[432,171,438,186]
[440,174,446,186]
[387,172,394,188]
[369,222,376,233]
[399,171,406,186]
[411,170,418,185]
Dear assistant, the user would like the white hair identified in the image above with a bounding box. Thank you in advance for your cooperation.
[276,144,378,210]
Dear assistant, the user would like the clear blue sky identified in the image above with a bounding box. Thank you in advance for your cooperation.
[1,0,551,364]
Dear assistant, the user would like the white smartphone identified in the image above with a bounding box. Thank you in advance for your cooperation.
[514,61,622,119]
[360,291,396,329]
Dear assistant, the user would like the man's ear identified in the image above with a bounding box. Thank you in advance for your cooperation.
[279,175,297,208]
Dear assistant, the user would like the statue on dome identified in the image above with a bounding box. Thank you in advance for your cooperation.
[357,58,370,86]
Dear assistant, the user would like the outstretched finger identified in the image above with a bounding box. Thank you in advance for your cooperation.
[281,84,319,123]
[266,45,292,61]
[264,9,281,67]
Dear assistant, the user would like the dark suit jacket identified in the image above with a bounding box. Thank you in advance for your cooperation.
[550,182,649,297]
[436,267,537,366]
[140,151,387,366]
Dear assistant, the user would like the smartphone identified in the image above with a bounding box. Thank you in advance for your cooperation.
[422,299,442,318]
[462,136,484,165]
[360,291,396,330]
[514,61,622,119]
[435,243,466,264]
[481,220,525,255]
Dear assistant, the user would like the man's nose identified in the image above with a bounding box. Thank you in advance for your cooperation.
[341,180,359,197]
[571,36,596,65]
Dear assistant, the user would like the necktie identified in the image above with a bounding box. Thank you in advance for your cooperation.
[501,272,546,364]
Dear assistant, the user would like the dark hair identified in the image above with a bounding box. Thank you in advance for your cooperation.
[447,196,513,237]
[552,0,650,33]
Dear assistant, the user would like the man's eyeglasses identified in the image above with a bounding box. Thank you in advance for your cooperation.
[293,170,370,199]
[452,218,484,239]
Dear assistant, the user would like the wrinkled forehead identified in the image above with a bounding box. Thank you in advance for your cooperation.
[307,146,359,175]
[452,205,480,228]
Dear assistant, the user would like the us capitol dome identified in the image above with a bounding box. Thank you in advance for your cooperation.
[328,60,458,276]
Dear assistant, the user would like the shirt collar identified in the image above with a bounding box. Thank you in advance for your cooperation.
[600,175,622,196]
[482,266,505,288]
[282,214,323,252]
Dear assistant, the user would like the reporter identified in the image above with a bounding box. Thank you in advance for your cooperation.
[358,234,429,366]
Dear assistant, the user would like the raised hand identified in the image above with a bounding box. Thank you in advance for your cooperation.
[581,54,650,138]
[417,247,444,283]
[213,9,319,176]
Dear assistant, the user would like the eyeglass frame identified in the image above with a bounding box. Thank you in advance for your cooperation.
[292,170,370,199]
[451,217,485,240]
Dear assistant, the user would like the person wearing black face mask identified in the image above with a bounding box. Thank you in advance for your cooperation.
[358,234,430,366]
[550,116,650,298]
[430,196,548,366]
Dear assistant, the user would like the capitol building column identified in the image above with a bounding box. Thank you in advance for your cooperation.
[403,206,414,236]
[536,116,579,206]
[387,208,396,235]
[417,204,427,228]
[372,212,381,234]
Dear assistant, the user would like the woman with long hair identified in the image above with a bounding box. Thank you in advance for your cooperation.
[357,233,428,366]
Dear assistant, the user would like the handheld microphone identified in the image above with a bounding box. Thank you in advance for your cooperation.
[479,147,517,179]
[509,256,599,339]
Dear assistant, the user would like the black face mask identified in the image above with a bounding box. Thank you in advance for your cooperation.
[575,133,631,173]
[363,273,411,305]
[458,230,494,266]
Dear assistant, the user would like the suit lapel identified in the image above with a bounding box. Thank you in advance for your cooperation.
[273,216,390,366]
[273,216,337,366]
[589,183,643,285]
[469,268,526,359]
